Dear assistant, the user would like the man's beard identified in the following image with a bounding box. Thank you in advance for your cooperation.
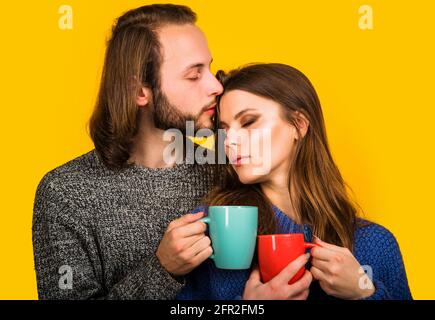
[151,87,212,132]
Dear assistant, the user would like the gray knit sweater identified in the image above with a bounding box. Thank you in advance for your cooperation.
[32,150,215,299]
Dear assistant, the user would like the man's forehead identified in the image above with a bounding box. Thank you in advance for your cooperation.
[157,24,211,67]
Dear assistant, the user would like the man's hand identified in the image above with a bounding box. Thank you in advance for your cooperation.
[156,212,213,276]
[243,253,312,300]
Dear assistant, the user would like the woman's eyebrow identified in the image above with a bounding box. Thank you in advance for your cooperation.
[219,108,258,127]
[218,120,228,128]
[234,108,257,120]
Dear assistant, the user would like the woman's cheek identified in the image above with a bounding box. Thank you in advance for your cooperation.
[272,125,295,164]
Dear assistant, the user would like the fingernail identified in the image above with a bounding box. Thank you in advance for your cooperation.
[313,235,321,241]
[305,253,311,260]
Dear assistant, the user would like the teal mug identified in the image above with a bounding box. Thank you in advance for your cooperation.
[200,206,258,269]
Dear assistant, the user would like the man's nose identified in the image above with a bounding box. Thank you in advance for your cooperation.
[207,72,224,97]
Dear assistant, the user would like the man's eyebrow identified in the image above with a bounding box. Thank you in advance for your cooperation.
[219,108,257,128]
[183,58,213,73]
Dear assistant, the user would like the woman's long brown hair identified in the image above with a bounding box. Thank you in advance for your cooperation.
[207,63,361,251]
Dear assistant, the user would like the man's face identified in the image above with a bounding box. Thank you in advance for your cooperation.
[153,23,223,131]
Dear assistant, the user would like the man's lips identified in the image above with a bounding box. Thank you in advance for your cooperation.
[203,103,217,115]
[205,108,215,115]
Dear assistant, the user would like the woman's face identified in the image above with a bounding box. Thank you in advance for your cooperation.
[219,89,300,185]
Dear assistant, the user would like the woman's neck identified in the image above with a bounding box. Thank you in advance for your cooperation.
[260,177,297,222]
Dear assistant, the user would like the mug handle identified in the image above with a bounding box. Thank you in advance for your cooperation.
[199,217,214,259]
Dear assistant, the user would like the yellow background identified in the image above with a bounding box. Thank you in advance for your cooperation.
[0,0,434,299]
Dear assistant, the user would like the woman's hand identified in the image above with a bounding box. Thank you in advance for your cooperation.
[310,237,375,300]
[243,253,312,300]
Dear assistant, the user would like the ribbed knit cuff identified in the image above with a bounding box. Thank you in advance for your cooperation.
[131,253,186,299]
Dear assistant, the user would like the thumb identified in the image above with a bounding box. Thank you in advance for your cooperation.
[248,266,262,283]
[272,253,310,284]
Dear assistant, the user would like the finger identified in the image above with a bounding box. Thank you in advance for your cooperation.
[287,270,313,295]
[167,212,205,232]
[271,253,310,285]
[180,234,206,250]
[310,246,335,262]
[310,266,327,281]
[185,236,212,258]
[173,220,207,238]
[313,236,346,253]
[310,257,330,273]
[190,245,213,266]
[290,288,310,300]
[318,280,334,295]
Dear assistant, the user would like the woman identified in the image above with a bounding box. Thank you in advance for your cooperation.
[177,63,412,300]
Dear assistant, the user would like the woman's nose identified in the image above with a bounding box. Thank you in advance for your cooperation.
[224,129,239,147]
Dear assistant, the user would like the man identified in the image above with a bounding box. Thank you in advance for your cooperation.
[33,4,223,299]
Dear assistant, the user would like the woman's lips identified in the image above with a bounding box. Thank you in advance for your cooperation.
[232,156,250,166]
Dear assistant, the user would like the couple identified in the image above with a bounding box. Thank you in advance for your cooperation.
[32,4,411,300]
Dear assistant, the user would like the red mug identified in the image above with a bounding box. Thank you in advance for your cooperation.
[257,233,318,284]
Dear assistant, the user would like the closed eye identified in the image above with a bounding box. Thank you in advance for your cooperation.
[187,73,201,81]
[241,118,257,128]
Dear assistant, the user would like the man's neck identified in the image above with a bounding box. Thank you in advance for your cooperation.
[129,113,177,169]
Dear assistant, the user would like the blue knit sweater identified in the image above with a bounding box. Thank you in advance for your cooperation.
[177,205,412,300]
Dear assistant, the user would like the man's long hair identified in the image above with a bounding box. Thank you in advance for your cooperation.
[89,4,196,170]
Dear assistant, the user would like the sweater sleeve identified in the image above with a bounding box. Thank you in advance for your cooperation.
[32,176,184,300]
[358,223,412,300]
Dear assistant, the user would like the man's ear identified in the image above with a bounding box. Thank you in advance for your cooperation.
[294,111,310,140]
[136,86,152,108]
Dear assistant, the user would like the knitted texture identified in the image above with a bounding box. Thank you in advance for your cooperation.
[177,206,412,300]
[32,150,215,299]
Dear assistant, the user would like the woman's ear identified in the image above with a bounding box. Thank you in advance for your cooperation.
[136,86,152,108]
[294,111,310,140]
